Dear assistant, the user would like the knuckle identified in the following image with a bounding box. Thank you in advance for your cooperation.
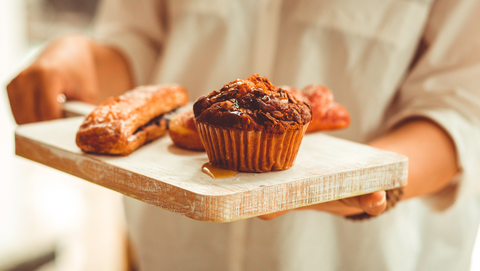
[29,65,50,80]
[6,80,15,94]
[7,74,30,97]
[27,64,60,83]
[6,79,22,100]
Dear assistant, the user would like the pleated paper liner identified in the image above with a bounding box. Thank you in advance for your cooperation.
[196,122,309,172]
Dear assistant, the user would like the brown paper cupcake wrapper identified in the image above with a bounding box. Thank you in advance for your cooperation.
[196,123,308,172]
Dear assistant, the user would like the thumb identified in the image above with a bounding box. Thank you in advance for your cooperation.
[359,191,387,216]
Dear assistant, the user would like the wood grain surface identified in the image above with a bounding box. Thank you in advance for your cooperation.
[15,117,408,222]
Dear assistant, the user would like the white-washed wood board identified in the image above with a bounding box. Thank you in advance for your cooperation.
[15,117,408,222]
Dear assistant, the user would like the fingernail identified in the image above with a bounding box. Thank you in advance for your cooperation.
[370,195,386,208]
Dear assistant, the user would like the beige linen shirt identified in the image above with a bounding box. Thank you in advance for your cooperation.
[94,0,480,270]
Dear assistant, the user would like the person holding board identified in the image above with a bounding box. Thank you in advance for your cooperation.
[6,0,480,270]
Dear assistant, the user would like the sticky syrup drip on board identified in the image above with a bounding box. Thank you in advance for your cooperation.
[202,163,238,179]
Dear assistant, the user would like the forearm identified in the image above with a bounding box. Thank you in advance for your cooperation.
[368,119,459,200]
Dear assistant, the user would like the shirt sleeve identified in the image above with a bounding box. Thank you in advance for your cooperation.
[92,0,165,85]
[385,0,480,211]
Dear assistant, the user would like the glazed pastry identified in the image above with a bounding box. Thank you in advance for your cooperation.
[193,74,312,172]
[282,85,350,133]
[280,86,307,103]
[301,84,350,133]
[168,110,205,151]
[76,84,189,155]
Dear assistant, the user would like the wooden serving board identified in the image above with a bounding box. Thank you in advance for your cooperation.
[15,117,407,222]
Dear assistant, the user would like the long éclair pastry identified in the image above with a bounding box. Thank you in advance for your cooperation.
[76,84,189,155]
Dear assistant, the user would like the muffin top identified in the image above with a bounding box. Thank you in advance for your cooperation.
[193,74,312,133]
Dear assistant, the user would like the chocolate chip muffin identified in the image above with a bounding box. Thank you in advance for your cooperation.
[193,74,312,172]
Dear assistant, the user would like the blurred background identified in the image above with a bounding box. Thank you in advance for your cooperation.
[1,0,480,270]
[0,1,126,270]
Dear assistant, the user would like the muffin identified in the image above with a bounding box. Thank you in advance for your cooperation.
[193,74,312,172]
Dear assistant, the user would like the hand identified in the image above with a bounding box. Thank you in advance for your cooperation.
[258,118,460,221]
[6,36,99,124]
[258,190,386,220]
[6,35,133,125]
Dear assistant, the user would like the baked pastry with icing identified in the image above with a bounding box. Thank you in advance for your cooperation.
[301,84,350,133]
[282,85,350,133]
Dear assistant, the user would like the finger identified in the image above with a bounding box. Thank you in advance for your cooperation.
[258,190,387,220]
[257,210,291,221]
[300,199,363,216]
[302,191,385,217]
[359,191,387,216]
[6,75,39,124]
[36,69,64,121]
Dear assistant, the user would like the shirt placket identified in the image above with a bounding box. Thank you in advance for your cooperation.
[252,0,283,78]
